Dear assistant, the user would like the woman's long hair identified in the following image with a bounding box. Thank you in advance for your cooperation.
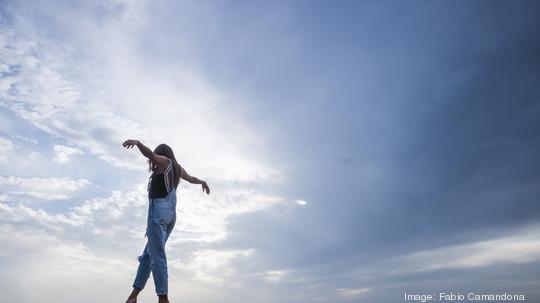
[148,143,182,188]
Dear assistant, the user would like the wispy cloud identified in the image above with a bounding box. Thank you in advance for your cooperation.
[0,176,90,200]
[53,144,83,163]
[400,225,540,271]
[0,136,14,161]
[171,249,255,284]
[336,288,370,300]
[0,176,89,191]
[264,269,291,283]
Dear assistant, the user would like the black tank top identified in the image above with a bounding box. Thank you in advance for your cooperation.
[148,173,168,198]
[147,158,178,198]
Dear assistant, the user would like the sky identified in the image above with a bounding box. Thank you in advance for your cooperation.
[1,1,540,302]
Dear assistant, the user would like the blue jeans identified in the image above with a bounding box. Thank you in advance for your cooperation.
[133,188,177,295]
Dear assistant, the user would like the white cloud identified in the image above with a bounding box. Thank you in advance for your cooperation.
[0,226,132,303]
[295,199,307,206]
[6,191,69,200]
[11,134,38,144]
[172,185,284,244]
[0,175,90,191]
[2,176,88,190]
[336,288,370,300]
[171,249,254,284]
[0,12,281,181]
[0,133,50,176]
[0,180,285,292]
[336,224,540,284]
[0,137,14,162]
[264,269,291,283]
[53,144,83,163]
[0,176,90,200]
[0,184,266,299]
[0,202,83,230]
[400,225,540,271]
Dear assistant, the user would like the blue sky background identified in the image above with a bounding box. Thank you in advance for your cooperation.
[1,1,540,302]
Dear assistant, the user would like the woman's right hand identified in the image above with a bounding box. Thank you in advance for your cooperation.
[122,139,139,149]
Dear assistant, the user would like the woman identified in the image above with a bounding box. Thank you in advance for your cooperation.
[122,139,210,303]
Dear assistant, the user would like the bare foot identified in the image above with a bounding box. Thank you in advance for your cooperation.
[125,297,137,303]
[158,295,169,303]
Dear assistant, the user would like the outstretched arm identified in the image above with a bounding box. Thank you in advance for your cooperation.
[122,139,169,171]
[181,167,210,194]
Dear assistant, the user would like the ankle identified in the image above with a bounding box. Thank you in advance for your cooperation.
[129,287,141,299]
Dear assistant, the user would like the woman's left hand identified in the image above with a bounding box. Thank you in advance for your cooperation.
[202,181,211,195]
